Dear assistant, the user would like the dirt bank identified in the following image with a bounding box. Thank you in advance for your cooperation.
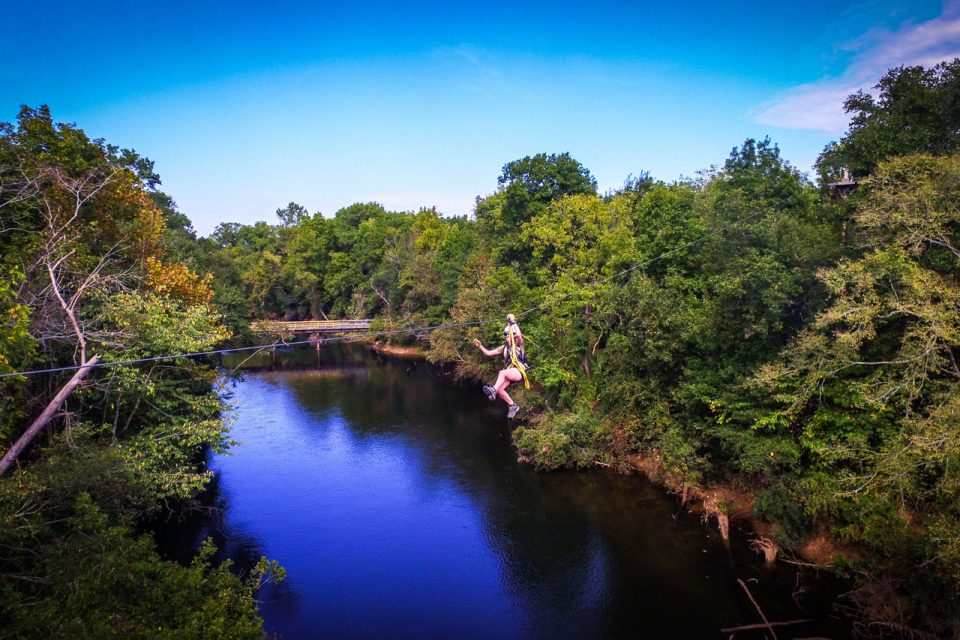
[629,450,852,566]
[369,340,428,359]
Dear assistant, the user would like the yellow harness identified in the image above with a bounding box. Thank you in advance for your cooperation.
[506,326,530,389]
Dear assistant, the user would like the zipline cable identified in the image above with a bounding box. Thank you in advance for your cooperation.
[0,211,765,380]
[0,318,497,380]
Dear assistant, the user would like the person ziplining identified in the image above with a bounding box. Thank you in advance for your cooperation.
[473,313,530,419]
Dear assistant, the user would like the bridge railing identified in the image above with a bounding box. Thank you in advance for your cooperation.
[250,319,374,334]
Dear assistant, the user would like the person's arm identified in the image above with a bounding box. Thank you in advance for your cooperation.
[506,325,523,348]
[473,338,504,357]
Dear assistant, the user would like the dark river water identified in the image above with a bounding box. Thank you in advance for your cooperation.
[159,345,848,639]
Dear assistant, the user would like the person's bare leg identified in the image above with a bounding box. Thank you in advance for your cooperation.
[496,369,523,405]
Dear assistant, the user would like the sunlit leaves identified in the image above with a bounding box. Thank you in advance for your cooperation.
[145,256,215,304]
[0,267,35,440]
[857,154,960,263]
[100,292,230,358]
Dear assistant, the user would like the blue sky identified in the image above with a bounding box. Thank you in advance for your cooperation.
[2,0,958,234]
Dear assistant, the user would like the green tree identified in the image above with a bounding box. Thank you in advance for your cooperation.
[276,201,309,227]
[0,107,276,638]
[751,154,960,630]
[631,140,834,480]
[498,152,597,226]
[0,267,35,441]
[477,153,597,273]
[283,211,334,319]
[522,193,637,394]
[324,203,411,318]
[817,59,960,181]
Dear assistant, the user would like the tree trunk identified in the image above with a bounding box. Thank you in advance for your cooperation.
[0,355,101,476]
[582,305,592,377]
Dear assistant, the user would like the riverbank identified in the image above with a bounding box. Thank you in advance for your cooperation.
[370,341,852,570]
[369,340,427,359]
[627,450,852,568]
[513,412,852,570]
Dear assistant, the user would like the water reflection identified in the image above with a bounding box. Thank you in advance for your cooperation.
[168,345,847,639]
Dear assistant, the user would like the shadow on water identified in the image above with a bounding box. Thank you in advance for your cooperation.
[154,344,849,639]
[151,464,272,575]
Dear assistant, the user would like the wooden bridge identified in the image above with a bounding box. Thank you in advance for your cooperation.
[250,319,373,335]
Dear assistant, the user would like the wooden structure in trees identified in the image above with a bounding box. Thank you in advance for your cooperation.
[827,168,860,200]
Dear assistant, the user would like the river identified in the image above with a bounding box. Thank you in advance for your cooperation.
[157,344,848,639]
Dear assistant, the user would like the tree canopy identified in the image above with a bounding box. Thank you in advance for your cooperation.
[817,60,960,181]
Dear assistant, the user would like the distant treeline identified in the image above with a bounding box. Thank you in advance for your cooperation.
[1,59,959,637]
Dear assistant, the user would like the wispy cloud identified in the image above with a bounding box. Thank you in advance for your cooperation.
[433,44,522,100]
[753,1,960,133]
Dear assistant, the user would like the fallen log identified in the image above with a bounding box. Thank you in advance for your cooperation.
[735,578,779,639]
[721,619,813,634]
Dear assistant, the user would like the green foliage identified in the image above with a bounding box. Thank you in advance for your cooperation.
[817,59,960,181]
[529,358,577,407]
[857,154,960,266]
[476,152,597,275]
[0,492,279,640]
[713,427,801,476]
[655,425,706,485]
[749,147,959,633]
[513,410,600,471]
[284,211,335,319]
[0,267,35,440]
[398,209,477,326]
[0,405,275,639]
[93,292,232,499]
[102,291,231,357]
[276,201,309,227]
[0,108,274,638]
[754,480,814,546]
[497,152,598,228]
